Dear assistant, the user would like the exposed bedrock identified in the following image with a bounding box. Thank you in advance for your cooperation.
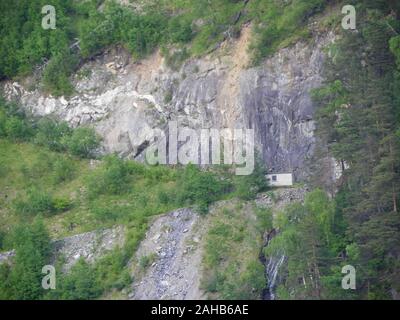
[2,27,335,181]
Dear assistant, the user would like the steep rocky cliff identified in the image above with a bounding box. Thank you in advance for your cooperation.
[2,25,335,181]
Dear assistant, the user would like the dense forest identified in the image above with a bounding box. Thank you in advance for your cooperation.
[0,0,399,300]
[268,0,400,299]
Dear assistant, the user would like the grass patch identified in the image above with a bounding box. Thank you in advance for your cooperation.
[139,253,158,271]
[201,201,273,299]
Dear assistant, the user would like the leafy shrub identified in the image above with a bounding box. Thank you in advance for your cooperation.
[49,259,102,300]
[42,50,79,97]
[234,158,268,200]
[202,204,267,300]
[0,230,4,250]
[143,163,176,183]
[51,156,76,184]
[93,250,132,291]
[1,97,100,160]
[80,3,168,59]
[4,117,31,141]
[14,187,71,217]
[139,253,157,270]
[14,188,54,216]
[168,16,194,43]
[206,261,265,300]
[52,197,73,213]
[86,155,132,198]
[390,35,400,66]
[255,207,273,232]
[63,127,100,158]
[34,118,71,152]
[232,260,265,299]
[18,151,54,182]
[90,203,120,222]
[157,189,171,205]
[48,249,131,299]
[0,99,33,141]
[78,11,116,58]
[0,108,6,137]
[177,164,231,214]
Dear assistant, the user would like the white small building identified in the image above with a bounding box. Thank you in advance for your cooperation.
[266,173,293,187]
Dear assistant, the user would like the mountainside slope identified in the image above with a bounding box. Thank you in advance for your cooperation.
[3,23,335,181]
[1,0,399,301]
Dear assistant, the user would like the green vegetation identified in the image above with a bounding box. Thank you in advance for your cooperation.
[45,248,131,300]
[175,164,232,214]
[248,0,326,64]
[13,187,72,217]
[0,218,132,300]
[277,0,400,300]
[0,218,51,300]
[34,118,72,152]
[0,0,330,96]
[0,97,100,156]
[48,259,101,300]
[42,50,79,96]
[86,155,134,198]
[265,190,351,299]
[139,253,158,271]
[62,127,101,158]
[202,202,272,299]
[233,157,269,200]
[0,0,79,95]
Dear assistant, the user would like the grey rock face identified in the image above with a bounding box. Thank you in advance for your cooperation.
[240,43,325,180]
[2,29,335,181]
[255,186,308,215]
[0,250,15,264]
